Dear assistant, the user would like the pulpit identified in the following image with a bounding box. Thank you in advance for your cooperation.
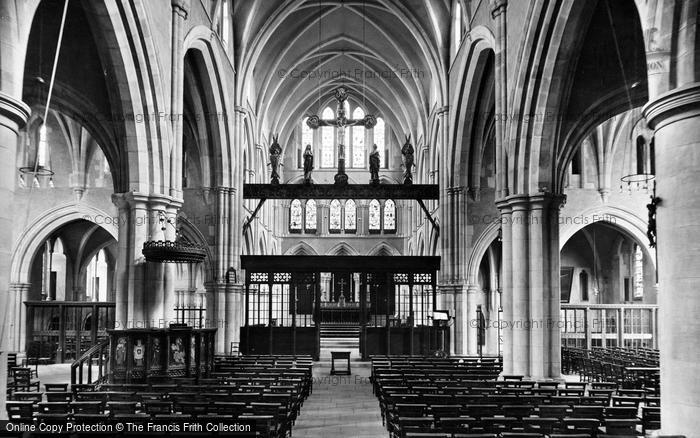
[108,326,216,383]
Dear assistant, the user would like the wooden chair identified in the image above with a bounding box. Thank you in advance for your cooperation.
[404,434,450,438]
[9,368,40,392]
[70,401,104,414]
[6,352,18,374]
[107,401,138,415]
[604,407,637,419]
[6,401,35,423]
[71,383,95,394]
[37,402,71,414]
[239,414,276,438]
[107,391,136,401]
[603,418,641,435]
[537,404,570,419]
[44,383,68,392]
[500,434,545,438]
[481,416,518,433]
[559,418,600,435]
[46,391,72,402]
[522,417,559,434]
[398,417,435,437]
[174,400,211,417]
[571,405,605,420]
[144,401,173,416]
[435,416,473,431]
[641,406,660,432]
[452,434,497,438]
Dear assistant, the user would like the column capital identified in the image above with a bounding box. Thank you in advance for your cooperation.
[495,193,566,211]
[643,82,700,130]
[9,282,31,293]
[0,92,31,132]
[438,283,465,295]
[465,284,480,294]
[490,0,507,18]
[111,192,183,211]
[171,0,189,18]
[436,106,449,116]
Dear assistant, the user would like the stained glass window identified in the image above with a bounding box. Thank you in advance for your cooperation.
[369,199,381,232]
[305,199,317,231]
[383,199,396,232]
[329,199,342,232]
[321,107,334,168]
[302,117,313,161]
[352,107,365,168]
[344,200,356,232]
[290,199,302,231]
[374,117,385,168]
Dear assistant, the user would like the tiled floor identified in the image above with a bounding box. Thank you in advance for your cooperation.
[293,351,386,438]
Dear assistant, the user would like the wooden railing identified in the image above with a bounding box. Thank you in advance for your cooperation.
[70,338,110,385]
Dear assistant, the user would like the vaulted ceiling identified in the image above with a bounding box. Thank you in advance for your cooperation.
[234,0,450,144]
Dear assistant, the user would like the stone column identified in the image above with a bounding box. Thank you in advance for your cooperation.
[0,93,30,351]
[146,196,170,327]
[498,201,514,373]
[8,283,30,353]
[169,0,188,199]
[205,281,225,354]
[226,283,244,353]
[112,192,167,329]
[497,194,562,378]
[162,202,181,326]
[452,285,465,355]
[529,194,561,379]
[490,0,508,199]
[465,284,479,355]
[510,196,530,376]
[644,83,700,435]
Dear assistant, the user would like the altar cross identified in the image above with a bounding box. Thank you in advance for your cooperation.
[337,277,348,296]
[307,87,376,185]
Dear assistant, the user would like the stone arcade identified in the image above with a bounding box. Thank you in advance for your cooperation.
[0,0,698,436]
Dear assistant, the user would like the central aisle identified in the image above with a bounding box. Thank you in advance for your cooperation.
[293,349,386,438]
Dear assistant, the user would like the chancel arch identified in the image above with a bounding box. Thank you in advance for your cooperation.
[3,0,700,434]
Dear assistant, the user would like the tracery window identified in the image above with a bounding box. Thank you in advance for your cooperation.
[352,107,365,168]
[344,200,356,232]
[374,117,386,168]
[383,199,396,232]
[329,199,342,232]
[289,199,303,232]
[301,117,313,168]
[305,199,317,232]
[369,199,381,232]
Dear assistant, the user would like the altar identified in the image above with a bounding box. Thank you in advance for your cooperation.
[320,301,360,324]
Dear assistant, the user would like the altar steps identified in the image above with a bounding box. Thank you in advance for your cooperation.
[320,325,360,350]
[320,337,359,350]
[320,325,361,339]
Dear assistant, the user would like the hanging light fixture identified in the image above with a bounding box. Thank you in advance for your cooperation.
[20,0,71,182]
[142,212,207,263]
[620,118,655,195]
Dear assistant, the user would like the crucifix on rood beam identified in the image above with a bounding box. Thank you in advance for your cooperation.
[306,87,377,185]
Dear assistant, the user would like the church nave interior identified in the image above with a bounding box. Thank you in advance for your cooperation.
[0,0,698,436]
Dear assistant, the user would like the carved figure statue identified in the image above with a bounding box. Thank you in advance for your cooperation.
[269,134,282,184]
[303,144,314,184]
[401,134,415,185]
[369,144,380,184]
